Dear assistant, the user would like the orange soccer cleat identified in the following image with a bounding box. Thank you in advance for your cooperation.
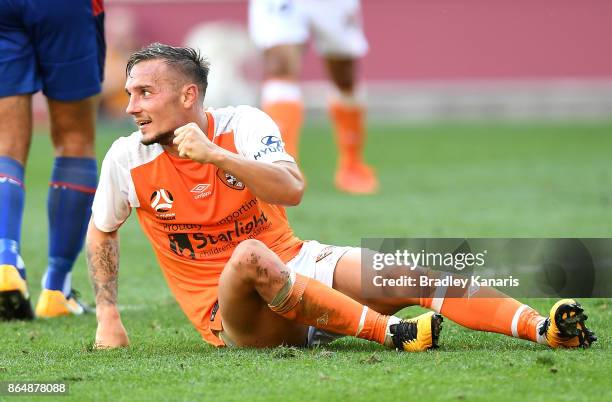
[334,162,379,195]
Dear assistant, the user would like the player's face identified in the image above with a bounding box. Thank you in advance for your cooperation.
[125,60,187,146]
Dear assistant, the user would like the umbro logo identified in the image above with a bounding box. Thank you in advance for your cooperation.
[190,183,212,200]
[190,183,210,193]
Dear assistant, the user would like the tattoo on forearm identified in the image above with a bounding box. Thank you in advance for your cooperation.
[87,237,120,306]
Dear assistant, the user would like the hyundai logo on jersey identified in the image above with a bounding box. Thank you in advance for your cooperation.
[261,135,282,147]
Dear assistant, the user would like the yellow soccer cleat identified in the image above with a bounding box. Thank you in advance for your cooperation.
[390,311,443,352]
[35,289,90,318]
[0,264,34,320]
[540,299,597,348]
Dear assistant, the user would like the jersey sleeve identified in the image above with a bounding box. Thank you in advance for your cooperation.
[91,139,133,232]
[233,106,296,164]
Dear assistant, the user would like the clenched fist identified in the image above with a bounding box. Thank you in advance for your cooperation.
[173,122,218,164]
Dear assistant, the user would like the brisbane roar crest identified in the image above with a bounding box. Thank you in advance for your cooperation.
[216,168,245,190]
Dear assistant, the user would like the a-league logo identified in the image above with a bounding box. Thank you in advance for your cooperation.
[150,189,174,212]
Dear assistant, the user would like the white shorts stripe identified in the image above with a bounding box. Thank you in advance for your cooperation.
[430,297,445,313]
[511,305,529,338]
[430,274,449,313]
[355,306,369,337]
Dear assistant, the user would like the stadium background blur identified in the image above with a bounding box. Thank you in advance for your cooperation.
[29,0,612,124]
[5,1,611,400]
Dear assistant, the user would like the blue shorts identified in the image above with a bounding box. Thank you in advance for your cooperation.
[0,0,105,101]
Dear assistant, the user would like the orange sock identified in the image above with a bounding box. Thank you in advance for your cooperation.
[261,80,303,159]
[329,102,366,168]
[263,101,303,159]
[420,282,546,343]
[269,273,390,345]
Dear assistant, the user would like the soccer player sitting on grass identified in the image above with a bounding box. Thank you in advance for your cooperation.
[87,43,597,351]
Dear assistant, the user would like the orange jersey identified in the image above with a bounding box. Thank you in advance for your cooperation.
[92,106,303,345]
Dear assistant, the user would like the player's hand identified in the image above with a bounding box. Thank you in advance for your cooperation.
[94,307,130,349]
[173,122,217,164]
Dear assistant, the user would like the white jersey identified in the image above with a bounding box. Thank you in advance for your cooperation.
[249,0,368,57]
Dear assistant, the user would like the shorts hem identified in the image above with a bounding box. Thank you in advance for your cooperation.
[43,85,102,101]
[0,84,41,98]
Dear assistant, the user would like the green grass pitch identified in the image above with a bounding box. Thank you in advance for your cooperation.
[1,120,611,401]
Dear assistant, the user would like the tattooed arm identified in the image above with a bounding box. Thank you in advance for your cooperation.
[86,218,129,349]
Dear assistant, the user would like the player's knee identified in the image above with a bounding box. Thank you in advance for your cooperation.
[234,239,267,258]
[332,76,354,93]
[228,239,269,278]
[325,58,356,93]
[263,47,300,78]
[52,132,95,157]
[48,98,96,157]
[264,60,293,78]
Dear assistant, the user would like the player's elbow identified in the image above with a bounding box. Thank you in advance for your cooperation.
[272,161,305,206]
[86,217,119,247]
[285,171,305,206]
[285,182,304,206]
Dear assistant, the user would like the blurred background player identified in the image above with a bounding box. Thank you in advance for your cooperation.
[0,0,105,319]
[249,0,378,194]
